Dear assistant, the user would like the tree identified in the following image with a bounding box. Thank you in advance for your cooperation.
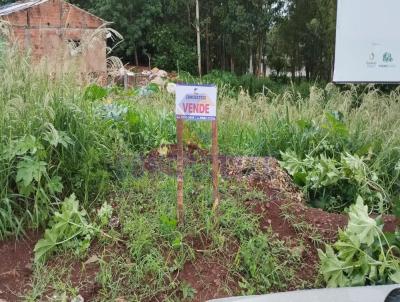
[269,0,336,81]
[0,0,13,5]
[71,0,162,65]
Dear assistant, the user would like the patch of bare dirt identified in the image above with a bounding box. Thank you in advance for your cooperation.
[177,235,239,302]
[45,244,102,301]
[0,231,41,301]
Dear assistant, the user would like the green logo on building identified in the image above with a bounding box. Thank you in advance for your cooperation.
[383,52,393,63]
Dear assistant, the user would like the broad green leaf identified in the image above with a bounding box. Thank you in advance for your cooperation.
[347,196,378,246]
[84,84,107,101]
[16,157,47,187]
[2,135,42,160]
[369,265,378,282]
[390,271,400,283]
[47,176,64,194]
[34,229,58,263]
[334,230,360,263]
[43,124,73,148]
[318,245,350,287]
[33,194,92,263]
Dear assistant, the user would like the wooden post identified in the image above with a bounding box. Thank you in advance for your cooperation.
[212,120,220,211]
[177,119,185,223]
[123,69,128,90]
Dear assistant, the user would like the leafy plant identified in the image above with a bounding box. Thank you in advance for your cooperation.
[97,201,113,227]
[83,84,108,101]
[159,214,182,249]
[180,281,197,300]
[34,194,95,263]
[318,197,400,287]
[280,151,385,211]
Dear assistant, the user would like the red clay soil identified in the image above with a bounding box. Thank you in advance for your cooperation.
[0,232,101,302]
[0,231,41,301]
[1,144,399,301]
[145,144,399,292]
[178,255,235,302]
[176,235,239,302]
[47,249,101,301]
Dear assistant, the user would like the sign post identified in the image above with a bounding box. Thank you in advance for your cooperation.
[175,84,219,223]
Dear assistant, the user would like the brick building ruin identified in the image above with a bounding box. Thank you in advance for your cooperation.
[0,0,107,75]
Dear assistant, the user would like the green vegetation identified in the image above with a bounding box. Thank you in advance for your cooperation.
[0,47,131,238]
[319,197,400,287]
[68,0,336,80]
[0,45,399,300]
[27,166,301,300]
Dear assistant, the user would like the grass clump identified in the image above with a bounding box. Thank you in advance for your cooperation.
[0,48,132,238]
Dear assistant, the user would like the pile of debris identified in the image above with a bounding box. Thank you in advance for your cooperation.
[118,67,176,92]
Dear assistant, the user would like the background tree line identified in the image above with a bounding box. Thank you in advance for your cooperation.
[0,0,337,80]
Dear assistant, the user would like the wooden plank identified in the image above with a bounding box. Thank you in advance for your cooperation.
[176,119,184,223]
[212,120,220,211]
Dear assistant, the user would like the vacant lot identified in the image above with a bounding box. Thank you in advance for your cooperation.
[0,49,399,301]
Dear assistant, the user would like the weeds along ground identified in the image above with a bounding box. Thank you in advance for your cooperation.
[25,166,303,301]
[0,48,400,300]
[118,83,400,213]
[1,46,400,236]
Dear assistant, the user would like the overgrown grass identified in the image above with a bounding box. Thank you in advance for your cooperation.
[109,83,400,213]
[1,45,399,299]
[1,44,399,237]
[0,48,132,238]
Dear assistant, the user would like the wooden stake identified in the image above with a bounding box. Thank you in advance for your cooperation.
[177,119,184,223]
[212,120,220,211]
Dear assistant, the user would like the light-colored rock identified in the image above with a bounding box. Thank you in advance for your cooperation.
[157,69,168,78]
[151,67,160,74]
[207,285,400,302]
[150,76,166,87]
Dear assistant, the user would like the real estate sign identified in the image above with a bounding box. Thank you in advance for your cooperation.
[175,84,217,121]
[174,83,219,223]
[334,0,400,83]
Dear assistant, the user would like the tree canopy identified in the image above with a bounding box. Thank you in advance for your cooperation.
[70,0,336,80]
[0,0,337,80]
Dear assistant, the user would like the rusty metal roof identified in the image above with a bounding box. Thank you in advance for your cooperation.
[0,0,106,23]
[0,0,49,16]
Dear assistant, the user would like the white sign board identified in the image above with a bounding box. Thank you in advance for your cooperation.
[175,84,217,121]
[334,0,400,83]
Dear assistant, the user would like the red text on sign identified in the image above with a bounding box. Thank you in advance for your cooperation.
[183,103,210,114]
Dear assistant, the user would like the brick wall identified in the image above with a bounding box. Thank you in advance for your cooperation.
[0,0,106,73]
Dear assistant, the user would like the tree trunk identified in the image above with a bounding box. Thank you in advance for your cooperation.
[206,20,210,73]
[187,3,191,27]
[134,48,139,66]
[258,41,263,77]
[230,56,234,73]
[249,52,253,74]
[196,0,202,77]
[222,35,226,70]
